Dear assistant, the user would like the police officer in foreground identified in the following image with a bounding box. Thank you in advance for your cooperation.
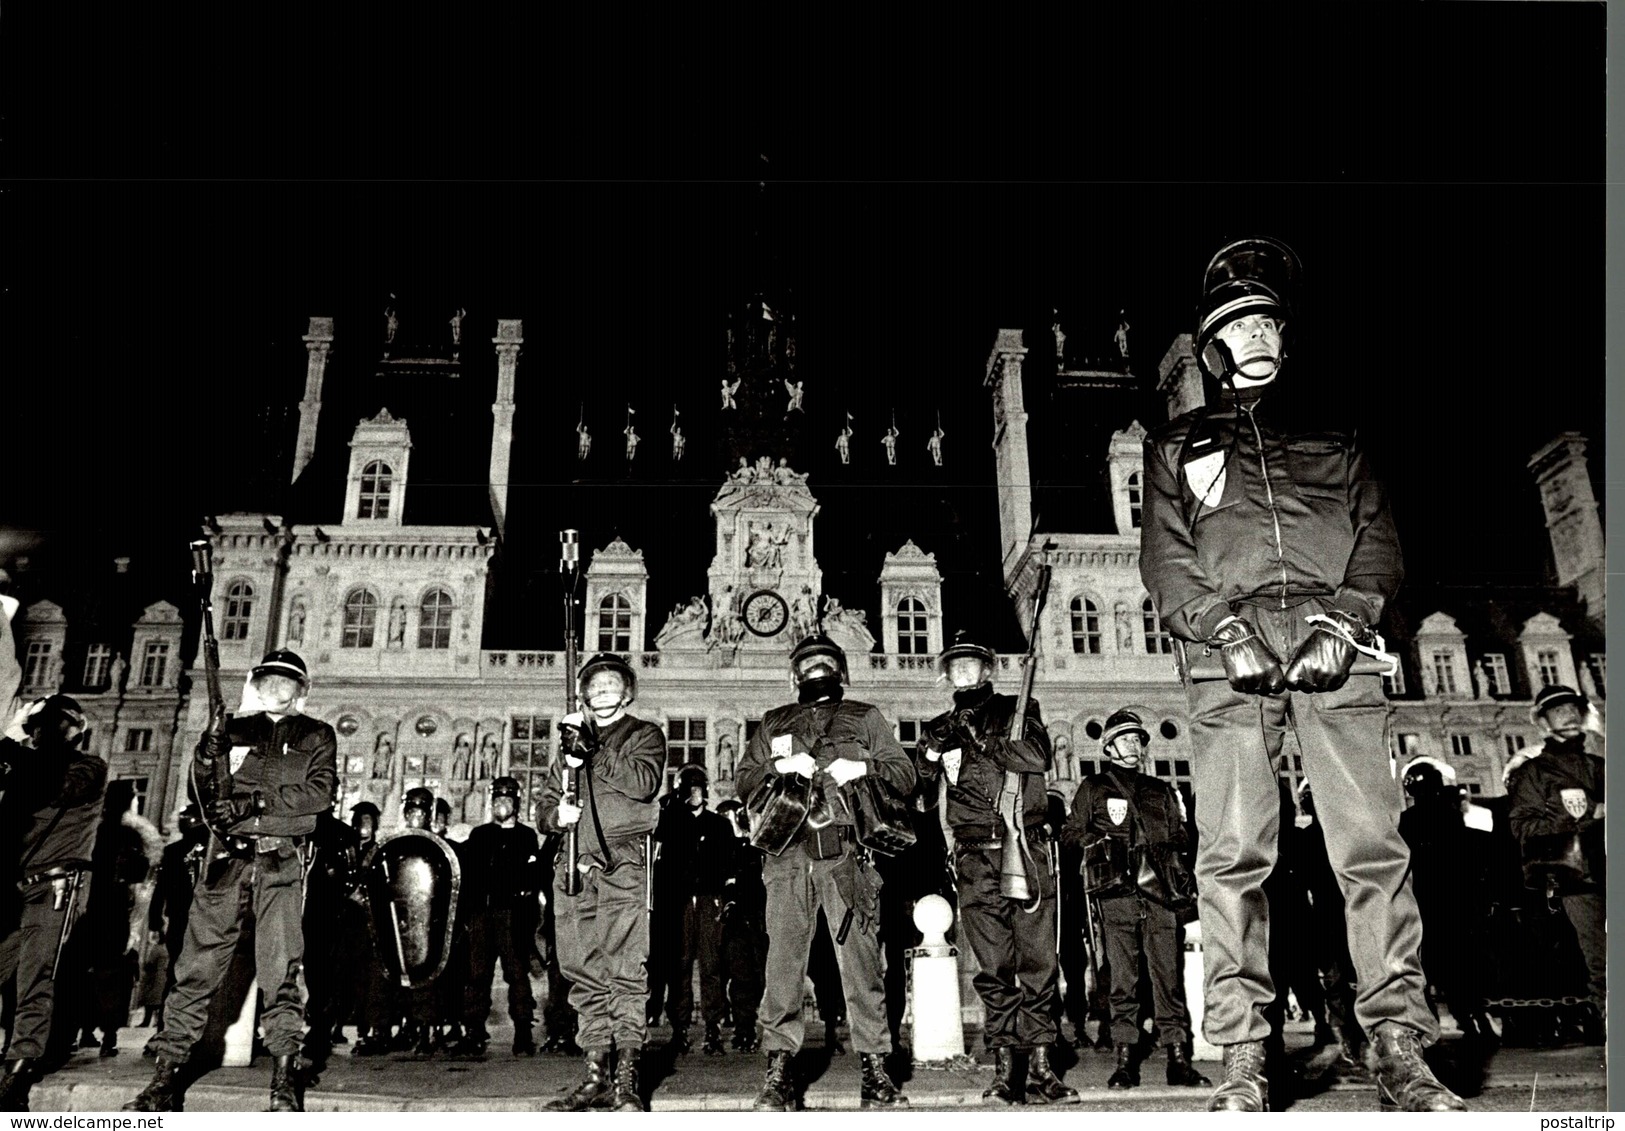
[0,695,107,1110]
[1508,685,1606,1039]
[451,776,543,1057]
[652,762,734,1055]
[1140,237,1463,1112]
[736,633,915,1111]
[915,631,1075,1106]
[127,650,337,1113]
[539,653,666,1112]
[1063,709,1208,1091]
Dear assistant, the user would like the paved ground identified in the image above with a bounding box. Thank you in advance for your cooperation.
[23,1017,1607,1112]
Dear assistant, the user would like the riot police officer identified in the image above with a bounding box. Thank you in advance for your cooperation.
[539,653,666,1112]
[715,798,766,1053]
[394,788,448,1055]
[1063,708,1208,1091]
[429,798,467,1051]
[735,633,915,1111]
[144,804,209,1052]
[452,777,543,1058]
[301,798,359,1073]
[0,695,107,1111]
[1508,685,1606,1038]
[653,762,734,1055]
[127,650,337,1113]
[915,632,1074,1105]
[1140,238,1463,1112]
[347,801,391,1055]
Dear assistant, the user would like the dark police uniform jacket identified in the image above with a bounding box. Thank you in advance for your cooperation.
[1507,735,1606,891]
[206,712,337,839]
[0,738,107,875]
[537,714,664,865]
[1062,764,1189,893]
[914,687,1050,837]
[1141,389,1403,643]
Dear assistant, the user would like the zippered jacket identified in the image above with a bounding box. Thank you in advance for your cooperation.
[1141,393,1403,643]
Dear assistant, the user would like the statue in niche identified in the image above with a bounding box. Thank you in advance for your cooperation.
[287,599,307,646]
[109,653,128,694]
[477,733,501,780]
[451,732,474,781]
[370,734,395,780]
[1115,603,1135,651]
[718,734,737,780]
[745,523,768,568]
[387,599,407,648]
[1054,733,1074,778]
[790,586,817,640]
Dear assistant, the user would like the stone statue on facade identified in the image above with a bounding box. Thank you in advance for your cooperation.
[783,379,805,414]
[451,732,475,781]
[450,307,466,349]
[387,599,407,648]
[287,599,307,646]
[371,734,395,780]
[477,733,501,780]
[384,296,399,350]
[721,378,741,411]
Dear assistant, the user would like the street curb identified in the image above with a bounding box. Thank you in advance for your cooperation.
[30,1069,1607,1113]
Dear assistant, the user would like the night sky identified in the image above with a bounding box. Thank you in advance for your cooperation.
[0,5,1604,650]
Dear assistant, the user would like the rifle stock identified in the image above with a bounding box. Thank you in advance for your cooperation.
[997,563,1052,910]
[560,530,583,897]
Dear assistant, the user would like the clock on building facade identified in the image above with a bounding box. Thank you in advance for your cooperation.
[742,589,789,637]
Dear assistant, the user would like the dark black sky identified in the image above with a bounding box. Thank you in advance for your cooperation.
[0,5,1605,641]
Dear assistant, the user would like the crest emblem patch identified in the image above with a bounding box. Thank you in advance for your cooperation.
[1106,797,1129,826]
[1184,450,1228,508]
[228,745,252,774]
[1560,788,1590,820]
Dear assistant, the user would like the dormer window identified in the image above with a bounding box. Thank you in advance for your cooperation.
[83,643,112,689]
[223,581,254,641]
[896,597,928,655]
[597,593,632,652]
[358,461,394,519]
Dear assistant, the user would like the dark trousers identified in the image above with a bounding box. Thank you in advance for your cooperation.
[722,914,767,1032]
[554,852,649,1051]
[0,874,88,1060]
[1100,894,1189,1048]
[149,846,307,1060]
[759,848,889,1055]
[1186,605,1434,1046]
[539,904,577,1038]
[462,909,535,1031]
[955,843,1060,1049]
[666,894,726,1031]
[301,900,351,1045]
[1562,893,1606,1014]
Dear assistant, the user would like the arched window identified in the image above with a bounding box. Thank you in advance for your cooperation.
[358,461,393,519]
[223,580,254,641]
[418,588,454,650]
[896,597,928,655]
[597,593,632,652]
[1070,597,1101,654]
[1142,596,1172,654]
[342,589,379,648]
[1126,471,1143,529]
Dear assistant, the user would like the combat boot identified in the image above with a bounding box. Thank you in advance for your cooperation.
[1106,1043,1139,1089]
[445,1028,489,1058]
[1206,1040,1268,1112]
[124,1055,185,1112]
[753,1050,800,1111]
[612,1046,646,1112]
[982,1047,1024,1105]
[668,1027,691,1055]
[859,1052,908,1109]
[0,1059,38,1112]
[544,1047,613,1111]
[1166,1043,1211,1087]
[267,1054,301,1112]
[1371,1024,1467,1112]
[1027,1045,1079,1103]
[702,1022,724,1056]
[512,1024,536,1057]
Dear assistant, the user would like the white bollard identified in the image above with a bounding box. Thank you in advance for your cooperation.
[1182,921,1220,1061]
[907,895,970,1066]
[222,979,258,1067]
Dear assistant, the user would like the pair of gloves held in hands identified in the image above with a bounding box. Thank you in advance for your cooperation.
[1212,610,1365,695]
[194,731,266,826]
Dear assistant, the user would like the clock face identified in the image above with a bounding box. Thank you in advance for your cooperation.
[742,590,790,637]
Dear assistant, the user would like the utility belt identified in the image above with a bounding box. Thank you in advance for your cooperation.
[19,864,85,894]
[953,821,1052,850]
[218,834,305,859]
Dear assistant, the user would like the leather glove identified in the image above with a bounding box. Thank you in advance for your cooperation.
[1283,609,1363,692]
[920,713,957,753]
[1210,616,1286,695]
[557,712,599,760]
[951,708,984,751]
[774,751,818,778]
[197,730,227,762]
[206,792,263,825]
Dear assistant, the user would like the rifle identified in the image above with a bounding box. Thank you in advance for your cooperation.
[559,529,583,897]
[189,539,233,837]
[996,563,1052,912]
[1081,888,1104,1003]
